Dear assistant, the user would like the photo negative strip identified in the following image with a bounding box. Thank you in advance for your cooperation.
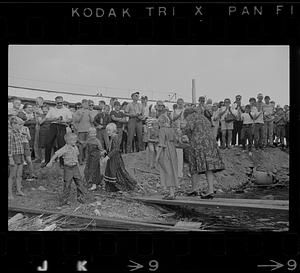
[2,1,299,273]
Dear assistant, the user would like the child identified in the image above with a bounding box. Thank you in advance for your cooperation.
[240,105,254,152]
[146,119,159,169]
[84,127,106,191]
[17,112,37,181]
[46,133,87,206]
[155,109,179,200]
[8,117,26,200]
[274,108,286,148]
[103,123,137,192]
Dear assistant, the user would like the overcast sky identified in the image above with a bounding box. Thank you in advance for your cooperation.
[8,45,289,106]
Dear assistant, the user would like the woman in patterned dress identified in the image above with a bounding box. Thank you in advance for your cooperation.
[103,123,137,192]
[182,107,225,199]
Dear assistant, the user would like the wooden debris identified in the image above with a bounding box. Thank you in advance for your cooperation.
[8,213,24,225]
[175,221,202,229]
[131,195,289,211]
[39,223,57,231]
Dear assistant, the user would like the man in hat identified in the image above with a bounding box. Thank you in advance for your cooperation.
[124,91,145,153]
[232,95,244,146]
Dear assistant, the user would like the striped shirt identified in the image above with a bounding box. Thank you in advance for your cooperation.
[54,144,79,166]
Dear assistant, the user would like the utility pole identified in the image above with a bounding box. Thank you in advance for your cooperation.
[192,79,196,104]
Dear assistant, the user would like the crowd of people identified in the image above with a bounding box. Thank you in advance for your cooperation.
[8,91,289,203]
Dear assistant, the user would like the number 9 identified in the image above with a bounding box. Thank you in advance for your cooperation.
[287,259,297,271]
[149,260,159,271]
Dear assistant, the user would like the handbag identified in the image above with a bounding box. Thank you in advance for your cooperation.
[204,109,212,120]
[224,108,236,123]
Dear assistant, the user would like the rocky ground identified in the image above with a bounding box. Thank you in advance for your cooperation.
[8,147,289,231]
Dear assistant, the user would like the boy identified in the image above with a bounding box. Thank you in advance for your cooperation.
[46,133,87,206]
[17,112,37,181]
[240,105,254,152]
[146,119,159,169]
[8,117,26,200]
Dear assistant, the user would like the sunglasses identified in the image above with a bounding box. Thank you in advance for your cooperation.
[56,102,63,105]
[89,104,94,107]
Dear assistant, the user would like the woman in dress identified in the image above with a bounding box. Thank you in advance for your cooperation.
[155,108,179,200]
[182,107,225,199]
[103,123,137,192]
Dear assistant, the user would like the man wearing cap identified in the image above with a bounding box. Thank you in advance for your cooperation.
[124,92,145,153]
[262,96,275,147]
[232,95,244,146]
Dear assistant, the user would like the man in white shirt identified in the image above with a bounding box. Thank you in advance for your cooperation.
[124,91,145,153]
[42,96,73,167]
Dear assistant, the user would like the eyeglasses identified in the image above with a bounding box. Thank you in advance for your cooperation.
[56,102,63,105]
[89,104,94,107]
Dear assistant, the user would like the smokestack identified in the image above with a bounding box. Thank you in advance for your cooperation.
[192,79,196,104]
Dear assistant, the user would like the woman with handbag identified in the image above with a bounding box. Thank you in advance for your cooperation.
[219,98,238,149]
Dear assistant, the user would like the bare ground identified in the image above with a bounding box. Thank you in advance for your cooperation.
[8,147,289,231]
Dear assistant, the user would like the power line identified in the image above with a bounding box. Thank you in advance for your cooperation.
[8,85,182,104]
[8,75,183,96]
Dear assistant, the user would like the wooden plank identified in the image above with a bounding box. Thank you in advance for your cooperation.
[131,196,289,211]
[174,196,289,206]
[8,205,205,231]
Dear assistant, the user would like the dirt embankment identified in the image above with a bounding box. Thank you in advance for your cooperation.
[123,147,289,196]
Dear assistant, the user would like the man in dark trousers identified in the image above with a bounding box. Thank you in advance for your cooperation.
[232,94,244,146]
[41,96,73,167]
[124,91,145,153]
